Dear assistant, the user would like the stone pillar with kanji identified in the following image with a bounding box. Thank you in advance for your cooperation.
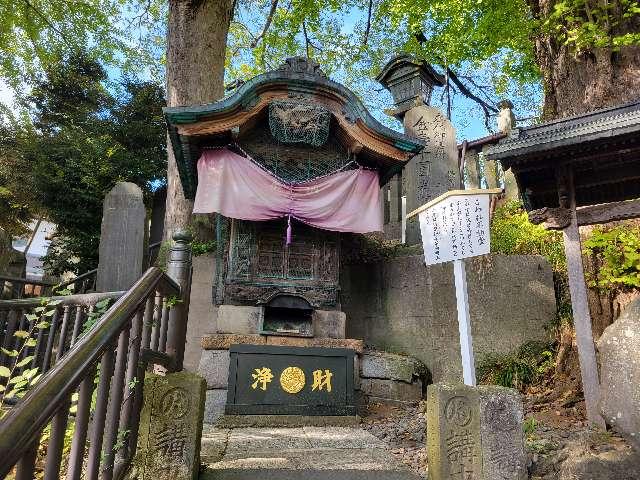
[376,55,459,244]
[132,371,206,480]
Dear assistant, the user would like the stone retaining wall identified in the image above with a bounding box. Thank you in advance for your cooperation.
[341,254,556,383]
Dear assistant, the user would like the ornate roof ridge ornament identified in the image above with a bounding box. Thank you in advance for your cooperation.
[276,56,328,78]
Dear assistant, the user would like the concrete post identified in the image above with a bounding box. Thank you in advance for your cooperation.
[166,230,193,371]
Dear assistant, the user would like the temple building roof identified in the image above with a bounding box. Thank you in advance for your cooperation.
[164,57,426,199]
[485,100,640,209]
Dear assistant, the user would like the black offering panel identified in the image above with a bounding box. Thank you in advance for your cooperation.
[226,345,356,416]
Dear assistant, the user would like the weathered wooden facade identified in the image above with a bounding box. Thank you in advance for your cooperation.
[486,100,640,426]
[164,57,425,334]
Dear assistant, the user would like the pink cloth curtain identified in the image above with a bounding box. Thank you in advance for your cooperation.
[193,148,383,233]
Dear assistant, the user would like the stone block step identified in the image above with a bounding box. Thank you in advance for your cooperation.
[200,426,421,480]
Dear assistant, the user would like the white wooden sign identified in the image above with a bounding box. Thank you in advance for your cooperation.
[417,192,491,265]
[407,188,501,386]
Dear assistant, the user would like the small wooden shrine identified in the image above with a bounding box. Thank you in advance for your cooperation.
[164,57,425,337]
[486,100,640,426]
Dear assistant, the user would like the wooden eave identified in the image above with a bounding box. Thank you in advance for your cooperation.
[164,71,425,198]
[484,101,640,210]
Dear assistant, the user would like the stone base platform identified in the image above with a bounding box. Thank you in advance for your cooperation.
[202,334,364,353]
[216,415,360,428]
[200,426,421,480]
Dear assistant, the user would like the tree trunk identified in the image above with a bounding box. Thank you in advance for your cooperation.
[164,0,234,240]
[529,0,640,119]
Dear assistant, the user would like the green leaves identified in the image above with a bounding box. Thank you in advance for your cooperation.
[583,223,640,290]
[0,366,10,377]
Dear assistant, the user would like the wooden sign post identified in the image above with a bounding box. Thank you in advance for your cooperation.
[407,188,501,385]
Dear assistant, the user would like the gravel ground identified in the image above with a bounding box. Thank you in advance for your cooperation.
[361,401,428,478]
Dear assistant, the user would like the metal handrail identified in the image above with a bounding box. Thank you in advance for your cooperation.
[0,267,182,479]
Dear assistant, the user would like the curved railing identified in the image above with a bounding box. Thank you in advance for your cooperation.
[0,266,187,479]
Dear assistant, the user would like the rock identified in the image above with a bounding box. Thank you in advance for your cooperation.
[204,389,228,424]
[202,334,267,350]
[558,443,640,480]
[96,182,146,292]
[361,350,427,383]
[216,305,262,334]
[312,310,346,338]
[198,350,230,389]
[360,378,423,404]
[132,371,206,479]
[597,298,640,447]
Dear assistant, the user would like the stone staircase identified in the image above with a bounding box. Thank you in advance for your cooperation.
[200,425,422,480]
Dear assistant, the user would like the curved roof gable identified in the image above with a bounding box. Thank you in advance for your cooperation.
[164,57,425,198]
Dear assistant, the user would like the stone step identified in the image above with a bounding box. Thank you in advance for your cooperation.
[200,426,421,480]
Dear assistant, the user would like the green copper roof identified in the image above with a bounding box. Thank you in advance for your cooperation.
[164,58,425,198]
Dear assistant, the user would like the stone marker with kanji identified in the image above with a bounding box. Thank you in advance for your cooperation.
[132,371,206,479]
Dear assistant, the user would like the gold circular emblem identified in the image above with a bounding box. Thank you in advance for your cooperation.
[280,367,306,394]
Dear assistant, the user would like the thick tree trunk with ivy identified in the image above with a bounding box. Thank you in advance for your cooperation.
[164,0,234,240]
[529,0,640,119]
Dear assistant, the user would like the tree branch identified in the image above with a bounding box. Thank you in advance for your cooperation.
[22,0,69,43]
[251,0,279,48]
[447,67,498,131]
[363,0,373,46]
[302,21,311,58]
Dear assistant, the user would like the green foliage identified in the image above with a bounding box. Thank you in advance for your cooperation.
[477,341,555,391]
[82,298,115,333]
[0,297,60,415]
[0,118,36,236]
[583,223,640,290]
[543,0,640,50]
[490,201,566,272]
[191,240,217,256]
[523,417,538,436]
[5,52,166,275]
[0,0,166,89]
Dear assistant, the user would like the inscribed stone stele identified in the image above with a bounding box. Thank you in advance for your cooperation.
[402,106,460,245]
[427,384,526,480]
[133,371,206,480]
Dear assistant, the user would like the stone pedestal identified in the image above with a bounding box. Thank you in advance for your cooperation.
[402,106,460,244]
[133,371,206,479]
[198,334,364,423]
[426,384,526,480]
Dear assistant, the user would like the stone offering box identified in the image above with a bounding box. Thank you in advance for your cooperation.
[226,344,356,416]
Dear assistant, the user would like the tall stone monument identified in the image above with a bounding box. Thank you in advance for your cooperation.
[376,56,460,244]
[427,384,527,480]
[96,182,146,292]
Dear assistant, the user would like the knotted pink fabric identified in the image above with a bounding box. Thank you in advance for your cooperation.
[193,148,383,233]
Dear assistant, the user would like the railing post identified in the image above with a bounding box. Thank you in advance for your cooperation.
[165,229,193,371]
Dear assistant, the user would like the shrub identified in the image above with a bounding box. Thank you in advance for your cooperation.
[583,223,640,290]
[490,201,566,272]
[477,341,555,391]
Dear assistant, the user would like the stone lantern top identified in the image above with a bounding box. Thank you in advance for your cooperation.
[376,55,445,120]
